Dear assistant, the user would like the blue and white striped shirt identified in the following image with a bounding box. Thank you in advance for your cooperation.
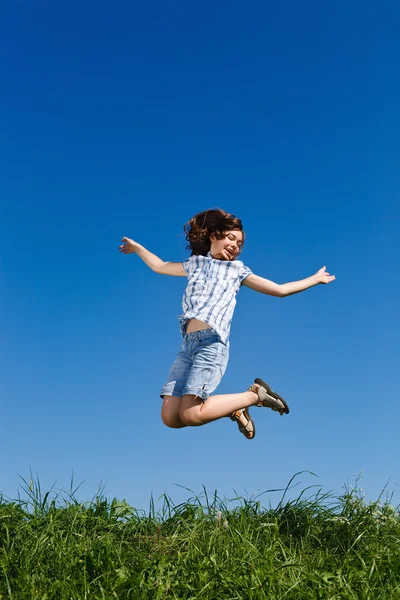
[179,252,252,345]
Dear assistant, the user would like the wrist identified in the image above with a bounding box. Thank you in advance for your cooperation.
[313,274,321,285]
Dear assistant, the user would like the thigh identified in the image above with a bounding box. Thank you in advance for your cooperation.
[179,393,203,419]
[161,395,185,428]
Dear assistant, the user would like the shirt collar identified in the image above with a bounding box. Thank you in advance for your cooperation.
[206,251,236,262]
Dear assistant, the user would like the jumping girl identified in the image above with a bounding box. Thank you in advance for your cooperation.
[119,209,335,440]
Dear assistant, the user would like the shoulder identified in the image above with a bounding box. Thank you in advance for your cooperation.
[233,259,253,283]
[183,254,207,275]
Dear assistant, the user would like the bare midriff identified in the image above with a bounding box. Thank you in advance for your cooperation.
[185,318,212,334]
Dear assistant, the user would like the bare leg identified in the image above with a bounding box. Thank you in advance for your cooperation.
[180,390,259,427]
[161,396,187,429]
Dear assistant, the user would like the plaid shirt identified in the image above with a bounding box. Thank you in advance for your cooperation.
[179,252,252,344]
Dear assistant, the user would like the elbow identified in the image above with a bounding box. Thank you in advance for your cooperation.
[153,262,166,274]
[263,289,284,298]
[277,287,286,298]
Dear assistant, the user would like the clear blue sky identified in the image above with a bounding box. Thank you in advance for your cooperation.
[1,1,399,511]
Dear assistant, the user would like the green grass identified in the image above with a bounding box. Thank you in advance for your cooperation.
[0,474,399,599]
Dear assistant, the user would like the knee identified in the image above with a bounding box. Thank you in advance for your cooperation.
[161,409,185,429]
[179,409,203,427]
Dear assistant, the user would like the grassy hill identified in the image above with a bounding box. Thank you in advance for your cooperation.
[1,475,399,599]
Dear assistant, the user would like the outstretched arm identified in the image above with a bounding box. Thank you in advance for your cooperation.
[242,267,335,297]
[119,237,186,276]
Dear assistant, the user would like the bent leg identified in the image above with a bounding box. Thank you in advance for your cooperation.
[180,390,258,426]
[161,395,187,429]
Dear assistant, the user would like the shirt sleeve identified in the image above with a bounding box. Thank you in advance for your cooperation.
[182,256,193,276]
[238,261,252,284]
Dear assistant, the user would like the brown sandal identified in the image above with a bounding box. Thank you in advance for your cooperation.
[248,378,289,414]
[230,408,256,439]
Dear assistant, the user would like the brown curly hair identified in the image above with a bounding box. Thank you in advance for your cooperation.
[184,208,245,256]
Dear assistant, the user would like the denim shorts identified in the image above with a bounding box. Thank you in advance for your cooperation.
[160,329,229,401]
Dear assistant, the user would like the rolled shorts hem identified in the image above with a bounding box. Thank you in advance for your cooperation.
[159,387,209,401]
[183,387,209,401]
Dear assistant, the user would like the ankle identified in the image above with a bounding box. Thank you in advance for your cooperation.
[247,389,258,405]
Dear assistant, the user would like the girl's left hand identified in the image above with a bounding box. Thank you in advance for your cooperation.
[316,266,336,284]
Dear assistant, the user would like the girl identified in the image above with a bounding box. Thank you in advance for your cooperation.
[119,209,335,440]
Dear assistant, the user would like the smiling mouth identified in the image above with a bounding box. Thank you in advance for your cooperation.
[225,249,234,259]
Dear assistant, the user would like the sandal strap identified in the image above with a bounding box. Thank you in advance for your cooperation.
[235,407,255,439]
[248,384,263,407]
[249,382,285,410]
[231,409,244,420]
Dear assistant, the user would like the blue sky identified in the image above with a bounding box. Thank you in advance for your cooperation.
[1,1,399,511]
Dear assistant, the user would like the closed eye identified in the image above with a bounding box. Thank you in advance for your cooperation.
[227,235,242,247]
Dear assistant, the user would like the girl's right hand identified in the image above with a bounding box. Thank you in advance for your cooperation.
[119,237,140,254]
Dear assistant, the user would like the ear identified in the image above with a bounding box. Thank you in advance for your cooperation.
[209,233,216,242]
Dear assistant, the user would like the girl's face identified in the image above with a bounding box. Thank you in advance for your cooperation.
[209,230,244,261]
